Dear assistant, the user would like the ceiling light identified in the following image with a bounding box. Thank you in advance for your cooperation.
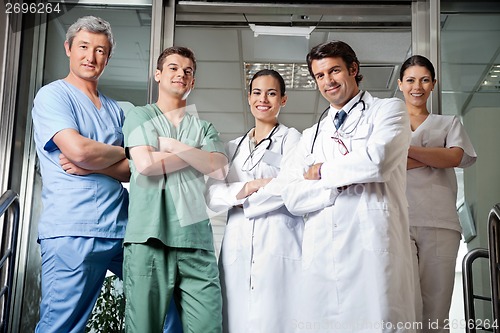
[244,62,316,90]
[480,64,500,92]
[248,24,315,39]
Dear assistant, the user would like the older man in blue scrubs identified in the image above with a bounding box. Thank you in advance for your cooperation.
[31,16,130,333]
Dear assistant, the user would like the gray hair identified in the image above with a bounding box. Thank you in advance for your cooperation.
[65,16,115,57]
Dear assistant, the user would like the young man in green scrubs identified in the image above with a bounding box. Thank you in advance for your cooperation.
[122,46,227,333]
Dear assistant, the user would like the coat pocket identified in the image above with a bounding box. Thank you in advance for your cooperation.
[268,213,304,260]
[358,202,399,253]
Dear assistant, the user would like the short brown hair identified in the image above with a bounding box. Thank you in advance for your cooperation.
[156,46,197,74]
[306,40,363,86]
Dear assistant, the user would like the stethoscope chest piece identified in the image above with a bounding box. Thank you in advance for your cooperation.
[304,154,316,167]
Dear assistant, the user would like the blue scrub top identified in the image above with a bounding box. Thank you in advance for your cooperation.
[32,80,128,240]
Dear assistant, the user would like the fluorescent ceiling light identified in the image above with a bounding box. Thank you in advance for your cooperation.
[249,24,315,39]
[244,62,316,90]
[479,64,500,92]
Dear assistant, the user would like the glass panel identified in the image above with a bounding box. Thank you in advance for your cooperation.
[440,7,500,208]
[441,2,500,329]
[440,10,500,116]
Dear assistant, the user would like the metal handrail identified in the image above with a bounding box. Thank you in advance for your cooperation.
[463,203,500,333]
[463,248,492,333]
[0,190,20,333]
[488,204,500,333]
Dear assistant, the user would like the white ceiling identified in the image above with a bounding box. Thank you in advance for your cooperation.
[44,1,500,142]
[176,26,412,139]
[173,2,413,140]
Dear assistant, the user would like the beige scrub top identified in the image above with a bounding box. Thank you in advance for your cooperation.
[406,114,477,232]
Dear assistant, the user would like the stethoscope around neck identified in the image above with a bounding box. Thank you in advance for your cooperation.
[310,90,366,154]
[230,123,280,166]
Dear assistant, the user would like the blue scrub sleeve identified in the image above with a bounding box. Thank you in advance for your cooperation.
[32,84,79,152]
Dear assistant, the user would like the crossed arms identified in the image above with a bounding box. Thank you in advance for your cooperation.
[407,146,464,170]
[54,128,130,182]
[128,137,228,180]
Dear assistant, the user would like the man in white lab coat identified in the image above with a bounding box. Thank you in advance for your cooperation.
[282,40,416,332]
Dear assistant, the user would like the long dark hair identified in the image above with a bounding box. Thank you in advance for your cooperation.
[249,69,286,96]
[399,55,436,81]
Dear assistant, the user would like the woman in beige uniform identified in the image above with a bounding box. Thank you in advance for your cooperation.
[399,55,477,332]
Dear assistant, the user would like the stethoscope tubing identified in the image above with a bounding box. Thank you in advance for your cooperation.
[310,91,366,154]
[230,123,280,165]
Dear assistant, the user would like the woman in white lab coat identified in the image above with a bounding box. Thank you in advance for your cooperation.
[399,55,477,332]
[206,69,303,333]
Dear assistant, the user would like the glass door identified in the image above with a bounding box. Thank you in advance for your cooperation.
[13,3,152,331]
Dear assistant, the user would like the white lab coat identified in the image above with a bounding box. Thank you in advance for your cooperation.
[206,124,304,333]
[281,91,416,333]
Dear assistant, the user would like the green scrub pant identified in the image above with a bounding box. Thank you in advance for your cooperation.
[123,240,222,333]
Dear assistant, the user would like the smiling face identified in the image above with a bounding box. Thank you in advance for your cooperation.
[398,64,436,109]
[248,75,287,125]
[64,29,111,83]
[311,56,359,110]
[155,53,195,100]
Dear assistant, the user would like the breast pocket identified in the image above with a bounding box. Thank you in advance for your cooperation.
[349,123,372,152]
[423,129,446,147]
[261,150,282,168]
[109,126,124,146]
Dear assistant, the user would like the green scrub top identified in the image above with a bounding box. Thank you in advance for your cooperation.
[123,103,226,250]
